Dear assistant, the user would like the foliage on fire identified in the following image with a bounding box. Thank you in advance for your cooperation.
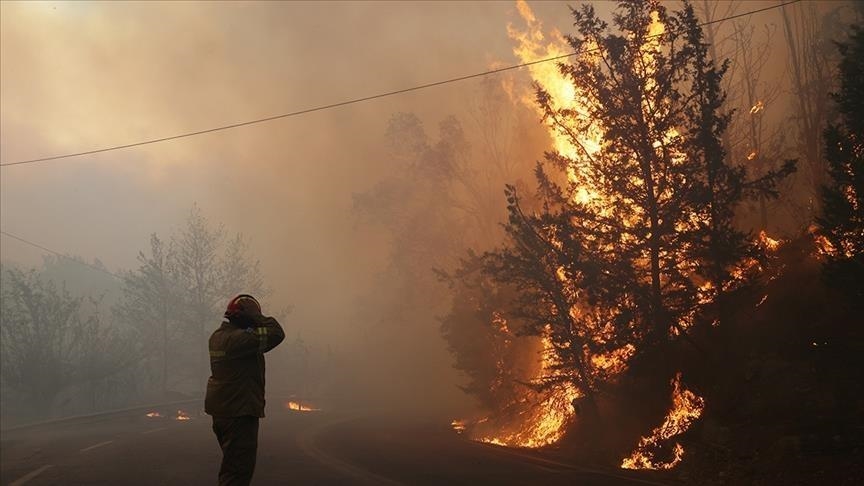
[818,24,864,306]
[439,1,860,478]
[1,0,862,483]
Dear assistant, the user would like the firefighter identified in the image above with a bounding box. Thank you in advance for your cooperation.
[205,294,285,486]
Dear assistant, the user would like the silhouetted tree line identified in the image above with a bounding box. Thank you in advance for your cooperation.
[0,205,275,423]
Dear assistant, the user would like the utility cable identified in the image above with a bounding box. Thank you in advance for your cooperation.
[0,0,800,168]
[0,230,123,280]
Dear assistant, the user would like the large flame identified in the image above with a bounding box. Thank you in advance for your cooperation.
[621,372,705,470]
[508,0,606,204]
[473,335,583,448]
[453,0,664,450]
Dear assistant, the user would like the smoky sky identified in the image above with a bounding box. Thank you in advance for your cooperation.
[0,1,835,415]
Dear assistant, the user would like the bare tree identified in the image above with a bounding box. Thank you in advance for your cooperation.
[780,1,848,221]
[114,234,180,395]
[0,267,132,419]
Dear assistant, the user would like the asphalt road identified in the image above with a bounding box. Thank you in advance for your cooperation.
[1,403,674,486]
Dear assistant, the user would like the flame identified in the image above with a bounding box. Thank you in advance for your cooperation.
[508,0,604,205]
[145,411,162,418]
[747,150,758,161]
[469,333,583,448]
[750,100,764,114]
[621,373,705,470]
[286,400,319,412]
[174,410,191,421]
[451,420,467,434]
[455,0,662,450]
[757,231,782,252]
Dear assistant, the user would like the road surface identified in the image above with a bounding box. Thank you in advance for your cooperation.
[1,403,674,485]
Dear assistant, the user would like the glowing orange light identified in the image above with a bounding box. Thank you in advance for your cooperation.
[750,100,764,114]
[286,401,319,412]
[621,373,704,470]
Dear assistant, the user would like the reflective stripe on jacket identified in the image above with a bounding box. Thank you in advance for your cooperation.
[205,315,285,418]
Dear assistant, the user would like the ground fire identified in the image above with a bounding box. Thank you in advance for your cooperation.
[285,401,319,412]
[620,373,705,470]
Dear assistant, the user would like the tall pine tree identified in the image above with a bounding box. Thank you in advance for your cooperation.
[818,24,864,306]
[484,0,789,400]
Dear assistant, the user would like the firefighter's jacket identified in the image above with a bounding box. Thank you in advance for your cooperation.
[205,315,285,418]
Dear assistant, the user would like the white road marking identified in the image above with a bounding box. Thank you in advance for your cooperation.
[10,464,53,486]
[79,440,114,453]
[142,427,168,434]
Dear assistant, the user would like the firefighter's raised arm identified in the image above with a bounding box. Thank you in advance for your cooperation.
[228,315,285,356]
[217,295,286,358]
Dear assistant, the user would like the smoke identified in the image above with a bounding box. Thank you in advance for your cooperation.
[2,1,856,421]
[0,1,576,419]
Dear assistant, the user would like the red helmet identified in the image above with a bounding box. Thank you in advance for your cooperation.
[224,294,261,318]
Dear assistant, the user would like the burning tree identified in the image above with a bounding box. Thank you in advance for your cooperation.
[451,0,791,456]
[818,23,864,306]
[494,0,759,395]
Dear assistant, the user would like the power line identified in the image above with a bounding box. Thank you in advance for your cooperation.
[0,230,123,280]
[0,0,800,168]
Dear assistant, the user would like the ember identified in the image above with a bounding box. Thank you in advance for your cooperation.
[145,411,162,418]
[750,100,765,114]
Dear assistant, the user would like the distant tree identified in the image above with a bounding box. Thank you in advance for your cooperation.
[0,267,132,419]
[483,0,790,400]
[113,234,180,395]
[171,205,269,384]
[219,233,267,298]
[697,1,790,231]
[818,24,864,306]
[780,1,851,221]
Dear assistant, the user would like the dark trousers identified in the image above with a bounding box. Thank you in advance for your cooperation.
[212,415,260,486]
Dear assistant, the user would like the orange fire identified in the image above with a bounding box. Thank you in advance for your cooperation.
[286,400,319,412]
[174,410,191,421]
[451,0,671,451]
[145,411,162,418]
[455,0,663,450]
[621,372,705,470]
[758,230,783,252]
[476,334,583,448]
[750,100,765,115]
[508,0,604,205]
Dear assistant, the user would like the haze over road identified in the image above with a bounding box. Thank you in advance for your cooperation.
[1,402,671,485]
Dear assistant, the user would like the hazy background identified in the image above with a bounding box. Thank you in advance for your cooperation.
[0,1,845,421]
